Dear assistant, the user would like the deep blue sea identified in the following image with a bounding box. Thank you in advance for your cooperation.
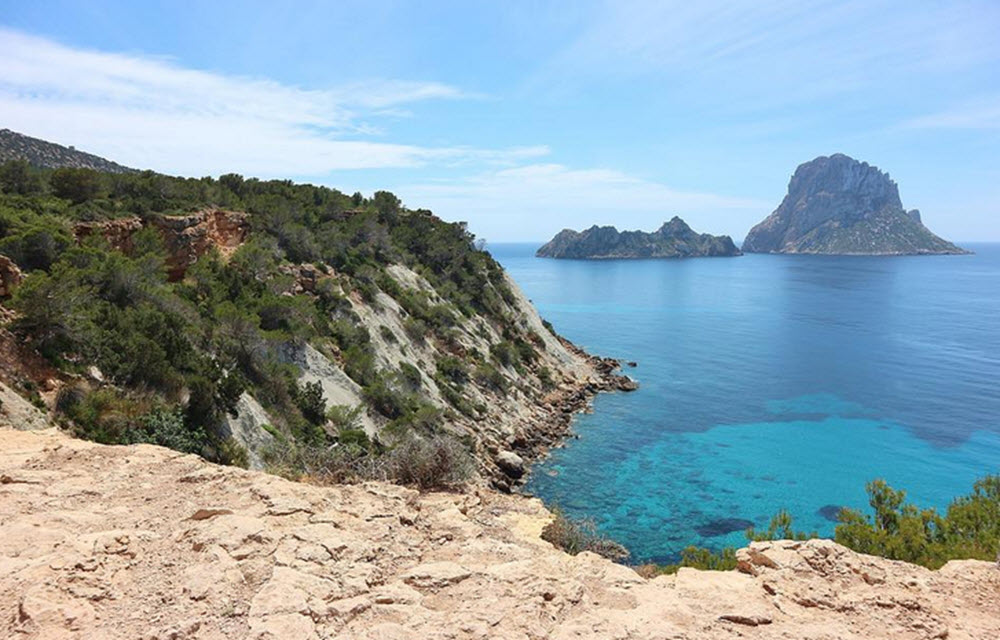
[489,242,1000,564]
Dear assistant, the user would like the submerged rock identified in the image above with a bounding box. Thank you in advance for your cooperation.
[696,518,755,537]
[496,450,526,479]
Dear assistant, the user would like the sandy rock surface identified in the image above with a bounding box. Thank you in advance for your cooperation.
[1,427,997,639]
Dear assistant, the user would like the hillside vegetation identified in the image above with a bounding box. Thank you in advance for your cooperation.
[0,159,601,487]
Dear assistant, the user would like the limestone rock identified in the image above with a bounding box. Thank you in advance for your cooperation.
[743,154,968,255]
[72,209,250,281]
[218,393,276,470]
[496,450,525,479]
[3,426,997,640]
[0,254,23,296]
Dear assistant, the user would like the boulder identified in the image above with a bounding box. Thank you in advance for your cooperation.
[496,450,525,479]
[0,254,22,296]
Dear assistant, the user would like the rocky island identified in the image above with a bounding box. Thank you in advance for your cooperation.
[743,154,968,255]
[536,217,741,259]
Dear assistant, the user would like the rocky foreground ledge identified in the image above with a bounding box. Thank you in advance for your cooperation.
[2,428,997,640]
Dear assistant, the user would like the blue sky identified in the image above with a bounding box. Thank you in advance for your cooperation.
[1,0,998,242]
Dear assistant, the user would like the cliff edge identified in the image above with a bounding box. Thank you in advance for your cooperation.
[2,427,997,640]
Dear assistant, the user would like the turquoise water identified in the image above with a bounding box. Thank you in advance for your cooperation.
[489,243,1000,563]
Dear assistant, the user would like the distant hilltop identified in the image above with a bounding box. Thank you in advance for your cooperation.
[743,154,967,255]
[536,217,741,259]
[0,128,135,174]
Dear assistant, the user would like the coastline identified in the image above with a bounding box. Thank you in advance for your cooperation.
[489,334,638,491]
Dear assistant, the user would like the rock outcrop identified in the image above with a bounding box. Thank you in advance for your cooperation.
[537,217,741,259]
[2,426,998,640]
[73,209,251,280]
[743,154,968,255]
[0,254,23,296]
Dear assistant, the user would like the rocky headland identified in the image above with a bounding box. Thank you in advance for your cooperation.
[536,217,741,259]
[743,154,968,255]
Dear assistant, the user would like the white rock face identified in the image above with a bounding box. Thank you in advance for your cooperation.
[278,342,378,436]
[0,380,48,431]
[219,393,276,469]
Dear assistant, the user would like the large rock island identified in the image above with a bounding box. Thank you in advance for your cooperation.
[537,217,741,259]
[743,154,967,255]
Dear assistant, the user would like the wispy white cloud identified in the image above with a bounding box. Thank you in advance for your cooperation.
[0,27,531,176]
[534,0,1000,110]
[898,100,1000,131]
[399,164,768,242]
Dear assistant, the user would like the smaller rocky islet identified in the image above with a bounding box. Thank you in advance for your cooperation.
[536,216,741,259]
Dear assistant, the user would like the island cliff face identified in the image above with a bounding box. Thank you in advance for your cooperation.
[743,154,967,255]
[537,217,741,259]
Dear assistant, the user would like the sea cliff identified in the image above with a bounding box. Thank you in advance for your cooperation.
[743,154,968,255]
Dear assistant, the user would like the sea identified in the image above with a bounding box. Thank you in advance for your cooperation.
[488,242,1000,564]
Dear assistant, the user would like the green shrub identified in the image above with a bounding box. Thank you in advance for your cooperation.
[542,509,630,562]
[294,380,327,426]
[362,375,411,419]
[639,547,739,576]
[379,325,397,343]
[50,167,103,203]
[403,316,428,343]
[537,366,555,390]
[747,509,816,542]
[341,344,376,386]
[398,361,422,390]
[387,403,442,433]
[541,318,557,336]
[0,219,73,271]
[326,404,364,430]
[490,340,519,368]
[382,434,474,490]
[216,438,250,468]
[474,362,508,394]
[834,476,1000,568]
[435,356,468,385]
[0,159,43,195]
[128,406,205,454]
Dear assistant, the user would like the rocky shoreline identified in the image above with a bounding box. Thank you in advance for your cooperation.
[489,336,638,492]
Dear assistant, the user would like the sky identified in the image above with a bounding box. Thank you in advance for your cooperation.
[1,0,998,243]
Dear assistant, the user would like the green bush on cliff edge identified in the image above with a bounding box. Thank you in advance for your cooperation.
[548,475,1000,575]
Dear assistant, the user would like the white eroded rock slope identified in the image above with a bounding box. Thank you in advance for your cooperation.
[2,427,998,640]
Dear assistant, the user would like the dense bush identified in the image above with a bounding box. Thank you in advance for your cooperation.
[263,431,473,489]
[835,476,1000,568]
[381,434,474,489]
[0,160,43,195]
[474,362,508,394]
[639,475,1000,575]
[50,167,103,203]
[542,509,630,562]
